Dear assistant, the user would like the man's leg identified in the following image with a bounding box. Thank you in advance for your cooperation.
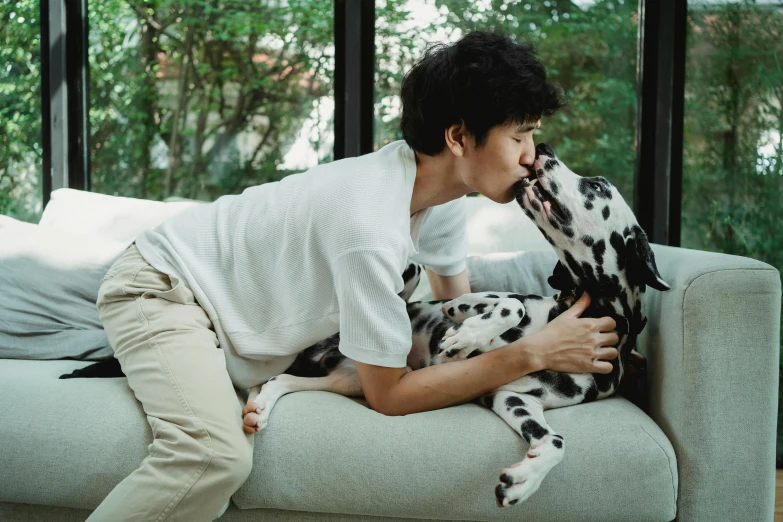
[88,244,253,522]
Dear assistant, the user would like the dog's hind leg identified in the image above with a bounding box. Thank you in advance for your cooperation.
[245,359,364,432]
[482,391,564,507]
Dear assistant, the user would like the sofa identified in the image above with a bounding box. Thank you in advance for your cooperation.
[0,188,780,521]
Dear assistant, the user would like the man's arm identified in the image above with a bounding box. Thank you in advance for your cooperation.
[354,337,542,416]
[426,268,471,300]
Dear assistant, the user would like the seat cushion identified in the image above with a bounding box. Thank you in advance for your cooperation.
[0,360,677,521]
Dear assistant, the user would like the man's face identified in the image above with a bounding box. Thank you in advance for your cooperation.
[463,120,539,203]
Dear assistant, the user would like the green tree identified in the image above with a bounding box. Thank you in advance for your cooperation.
[0,0,42,222]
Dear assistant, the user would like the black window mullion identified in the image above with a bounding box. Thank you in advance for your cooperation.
[41,0,90,209]
[634,0,687,246]
[65,0,90,192]
[333,0,375,160]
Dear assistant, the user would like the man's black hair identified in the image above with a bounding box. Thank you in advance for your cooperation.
[400,30,567,156]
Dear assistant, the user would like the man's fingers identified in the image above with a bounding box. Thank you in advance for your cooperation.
[598,332,620,347]
[596,347,619,360]
[568,292,591,317]
[595,315,617,332]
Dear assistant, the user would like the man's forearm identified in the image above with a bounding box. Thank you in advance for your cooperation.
[380,339,541,416]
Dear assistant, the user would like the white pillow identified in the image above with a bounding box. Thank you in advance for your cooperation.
[0,215,133,360]
[39,188,201,244]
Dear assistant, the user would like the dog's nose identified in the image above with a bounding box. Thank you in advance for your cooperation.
[535,143,555,159]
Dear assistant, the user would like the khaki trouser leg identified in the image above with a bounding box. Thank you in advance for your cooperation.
[87,244,254,522]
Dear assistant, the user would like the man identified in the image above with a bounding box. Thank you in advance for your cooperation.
[90,30,619,522]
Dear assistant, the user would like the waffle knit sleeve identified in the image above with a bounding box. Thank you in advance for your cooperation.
[332,248,411,368]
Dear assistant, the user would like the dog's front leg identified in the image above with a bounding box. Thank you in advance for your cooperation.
[435,297,525,362]
[244,360,363,432]
[441,292,521,323]
[483,391,564,507]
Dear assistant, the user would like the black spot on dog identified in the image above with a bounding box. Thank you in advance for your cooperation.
[481,394,495,409]
[549,179,559,195]
[517,308,524,318]
[548,217,560,230]
[547,301,569,322]
[458,303,471,313]
[500,308,511,317]
[562,226,574,238]
[602,206,610,220]
[505,396,525,408]
[526,388,545,398]
[513,407,529,417]
[582,235,595,247]
[500,327,523,343]
[499,473,514,488]
[592,239,606,265]
[474,304,488,314]
[544,159,558,170]
[485,294,499,298]
[413,316,429,334]
[535,370,583,398]
[429,321,450,357]
[521,419,548,442]
[481,312,493,320]
[552,438,563,449]
[584,200,594,210]
[467,349,482,359]
[610,231,627,271]
[402,263,417,283]
[447,307,455,316]
[530,199,541,212]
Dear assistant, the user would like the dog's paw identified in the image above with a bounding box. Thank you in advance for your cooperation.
[442,294,499,323]
[494,458,546,508]
[435,324,489,361]
[243,393,272,432]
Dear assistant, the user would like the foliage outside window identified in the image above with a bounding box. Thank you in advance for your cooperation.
[88,0,334,202]
[0,0,42,223]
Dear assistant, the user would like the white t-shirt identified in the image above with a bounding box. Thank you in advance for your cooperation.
[135,140,467,389]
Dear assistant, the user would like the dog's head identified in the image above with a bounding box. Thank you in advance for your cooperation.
[515,143,670,298]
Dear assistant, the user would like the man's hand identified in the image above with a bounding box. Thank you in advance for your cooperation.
[520,292,619,374]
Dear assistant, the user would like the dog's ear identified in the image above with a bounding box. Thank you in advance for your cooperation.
[625,227,670,292]
[548,261,575,293]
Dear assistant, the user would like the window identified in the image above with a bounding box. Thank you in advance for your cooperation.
[681,0,783,462]
[374,0,640,205]
[1,0,43,222]
[88,0,335,202]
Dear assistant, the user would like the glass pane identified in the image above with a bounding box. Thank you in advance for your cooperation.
[374,0,640,204]
[0,0,43,222]
[681,0,783,463]
[88,0,334,202]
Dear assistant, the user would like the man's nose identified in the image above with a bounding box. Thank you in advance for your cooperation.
[520,149,536,172]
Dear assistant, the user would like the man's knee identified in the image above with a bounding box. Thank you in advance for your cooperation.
[209,435,254,489]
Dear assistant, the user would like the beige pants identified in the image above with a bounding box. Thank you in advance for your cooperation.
[87,243,254,522]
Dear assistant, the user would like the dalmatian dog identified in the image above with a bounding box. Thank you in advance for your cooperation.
[244,142,671,507]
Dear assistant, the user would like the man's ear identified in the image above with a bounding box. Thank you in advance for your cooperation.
[626,227,671,292]
[548,260,575,293]
[444,121,467,156]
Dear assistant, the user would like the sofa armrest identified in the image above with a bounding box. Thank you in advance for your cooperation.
[641,244,781,522]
